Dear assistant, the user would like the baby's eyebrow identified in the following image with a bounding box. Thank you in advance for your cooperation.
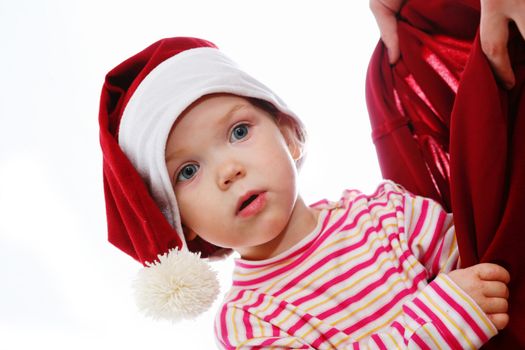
[166,146,190,163]
[165,103,248,163]
[215,103,247,126]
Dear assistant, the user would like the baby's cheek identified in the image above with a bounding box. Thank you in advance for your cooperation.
[179,196,225,238]
[175,190,201,224]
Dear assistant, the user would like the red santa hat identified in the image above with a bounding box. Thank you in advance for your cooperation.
[98,37,303,321]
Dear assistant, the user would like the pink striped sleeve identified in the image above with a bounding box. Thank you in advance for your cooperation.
[403,192,459,276]
[402,274,498,350]
[215,283,497,350]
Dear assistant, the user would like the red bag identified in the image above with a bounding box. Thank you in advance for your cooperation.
[366,0,525,347]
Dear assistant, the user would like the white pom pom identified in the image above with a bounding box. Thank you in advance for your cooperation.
[133,249,220,321]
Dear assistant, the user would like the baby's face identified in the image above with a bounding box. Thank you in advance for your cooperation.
[165,94,300,258]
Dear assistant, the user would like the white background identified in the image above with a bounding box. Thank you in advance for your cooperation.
[0,0,382,348]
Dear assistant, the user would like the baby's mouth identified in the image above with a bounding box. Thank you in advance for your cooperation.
[238,194,259,213]
[236,191,267,218]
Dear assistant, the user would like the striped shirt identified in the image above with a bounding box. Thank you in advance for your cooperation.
[214,182,497,349]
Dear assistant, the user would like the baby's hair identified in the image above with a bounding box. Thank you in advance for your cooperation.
[248,98,307,168]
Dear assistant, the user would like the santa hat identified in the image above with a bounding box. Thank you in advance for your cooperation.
[98,37,303,321]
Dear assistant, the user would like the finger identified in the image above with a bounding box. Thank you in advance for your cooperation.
[482,281,509,298]
[474,263,511,283]
[487,313,509,330]
[378,0,405,13]
[370,0,400,63]
[480,297,509,314]
[480,12,515,89]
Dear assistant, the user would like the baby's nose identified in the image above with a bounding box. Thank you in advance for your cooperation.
[218,163,245,190]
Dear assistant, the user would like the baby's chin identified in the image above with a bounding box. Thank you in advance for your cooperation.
[236,232,295,260]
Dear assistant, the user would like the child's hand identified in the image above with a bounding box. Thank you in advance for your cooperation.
[447,263,510,330]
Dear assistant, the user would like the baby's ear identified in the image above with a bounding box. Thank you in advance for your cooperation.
[182,224,198,241]
[286,132,302,162]
[278,116,302,162]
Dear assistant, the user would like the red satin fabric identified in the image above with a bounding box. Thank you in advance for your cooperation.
[365,0,525,347]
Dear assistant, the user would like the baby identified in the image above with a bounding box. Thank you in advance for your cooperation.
[99,37,509,349]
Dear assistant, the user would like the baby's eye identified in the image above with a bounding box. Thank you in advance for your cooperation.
[230,124,249,142]
[177,164,199,182]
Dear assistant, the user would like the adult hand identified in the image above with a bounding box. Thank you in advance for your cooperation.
[480,0,525,89]
[447,263,510,330]
[369,0,406,64]
[370,0,525,89]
